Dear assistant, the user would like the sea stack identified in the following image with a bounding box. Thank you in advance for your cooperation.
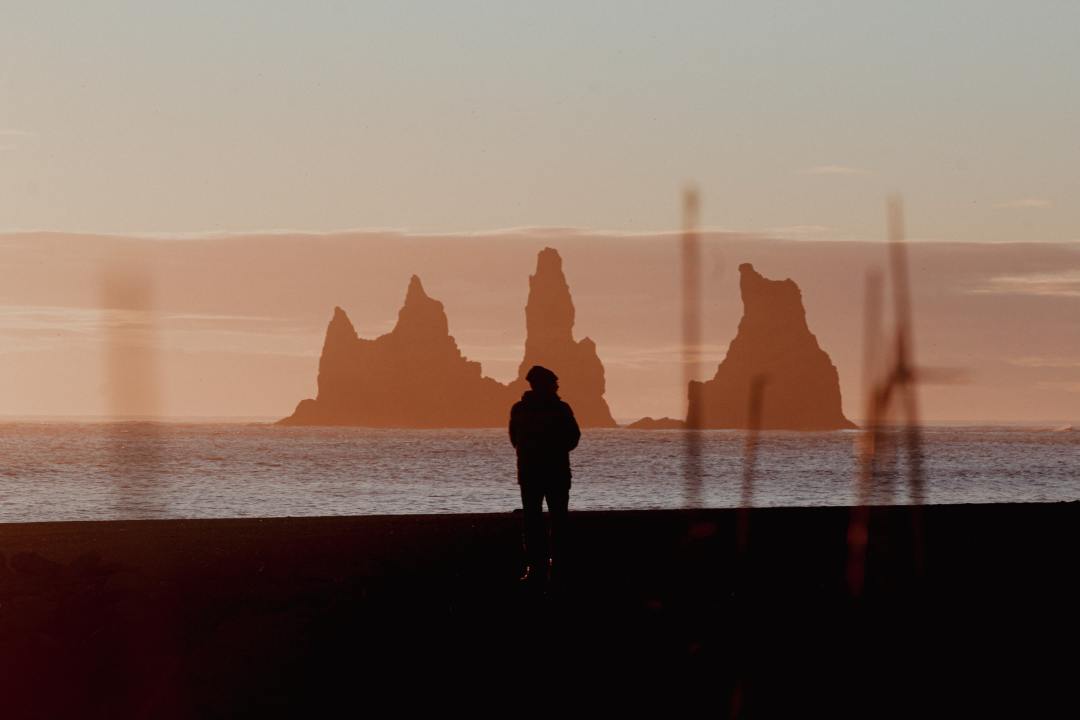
[687,263,855,430]
[280,276,511,427]
[509,248,617,427]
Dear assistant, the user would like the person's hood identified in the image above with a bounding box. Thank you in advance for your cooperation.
[520,389,561,405]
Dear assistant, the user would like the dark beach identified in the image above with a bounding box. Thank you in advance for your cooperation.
[2,503,1077,717]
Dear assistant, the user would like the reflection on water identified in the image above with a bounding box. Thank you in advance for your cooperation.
[0,423,1076,522]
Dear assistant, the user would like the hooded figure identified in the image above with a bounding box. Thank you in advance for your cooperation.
[509,365,581,586]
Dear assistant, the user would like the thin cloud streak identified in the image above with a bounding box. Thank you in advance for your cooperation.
[1035,381,1080,394]
[798,165,868,176]
[602,344,731,371]
[995,198,1052,209]
[0,129,36,153]
[1009,356,1080,369]
[969,271,1080,298]
[0,227,758,243]
[0,305,319,356]
[767,225,833,238]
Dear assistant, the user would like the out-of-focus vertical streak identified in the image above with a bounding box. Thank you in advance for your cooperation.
[848,270,884,597]
[737,375,766,553]
[103,271,160,419]
[858,269,885,506]
[101,265,161,516]
[848,197,927,598]
[887,196,925,505]
[887,196,927,583]
[681,187,703,507]
[100,264,178,711]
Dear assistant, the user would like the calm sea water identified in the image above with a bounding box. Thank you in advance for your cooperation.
[0,422,1076,523]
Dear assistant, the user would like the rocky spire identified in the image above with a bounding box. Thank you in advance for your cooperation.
[523,248,575,348]
[513,247,616,428]
[687,263,854,430]
[281,276,512,427]
[393,275,450,340]
[282,249,615,428]
[324,306,359,349]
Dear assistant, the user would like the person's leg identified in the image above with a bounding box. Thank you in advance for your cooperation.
[520,482,546,578]
[545,483,570,578]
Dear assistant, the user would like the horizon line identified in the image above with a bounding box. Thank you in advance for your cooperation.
[1,226,1077,246]
[0,414,1074,428]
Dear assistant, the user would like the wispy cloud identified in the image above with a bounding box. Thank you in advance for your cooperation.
[970,271,1080,298]
[601,343,731,371]
[995,198,1052,209]
[1035,381,1080,394]
[1009,356,1080,369]
[0,129,36,152]
[0,305,320,357]
[798,165,868,176]
[767,225,833,237]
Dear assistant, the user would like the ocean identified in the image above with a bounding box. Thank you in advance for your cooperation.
[0,422,1076,523]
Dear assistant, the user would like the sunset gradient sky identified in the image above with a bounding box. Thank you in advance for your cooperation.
[2,2,1077,240]
[0,2,1077,422]
[1,230,1078,424]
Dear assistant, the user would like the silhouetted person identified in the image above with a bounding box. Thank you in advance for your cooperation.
[509,365,581,586]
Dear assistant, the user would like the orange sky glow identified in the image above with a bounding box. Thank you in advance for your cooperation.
[0,229,1076,424]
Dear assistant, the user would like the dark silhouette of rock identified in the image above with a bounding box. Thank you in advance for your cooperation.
[688,263,855,431]
[509,248,617,428]
[281,276,512,427]
[627,416,687,430]
[282,248,616,428]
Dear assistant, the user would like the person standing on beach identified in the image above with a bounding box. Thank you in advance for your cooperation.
[509,365,581,586]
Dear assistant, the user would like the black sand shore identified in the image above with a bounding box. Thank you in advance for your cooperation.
[2,503,1078,717]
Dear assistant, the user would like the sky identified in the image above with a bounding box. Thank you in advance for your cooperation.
[0,2,1077,422]
[0,230,1078,424]
[1,1,1078,242]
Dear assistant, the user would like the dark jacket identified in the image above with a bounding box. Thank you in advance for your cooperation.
[508,390,581,486]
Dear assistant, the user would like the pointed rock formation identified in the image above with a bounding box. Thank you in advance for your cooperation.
[280,276,512,427]
[509,248,617,427]
[687,263,855,431]
[281,249,616,428]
